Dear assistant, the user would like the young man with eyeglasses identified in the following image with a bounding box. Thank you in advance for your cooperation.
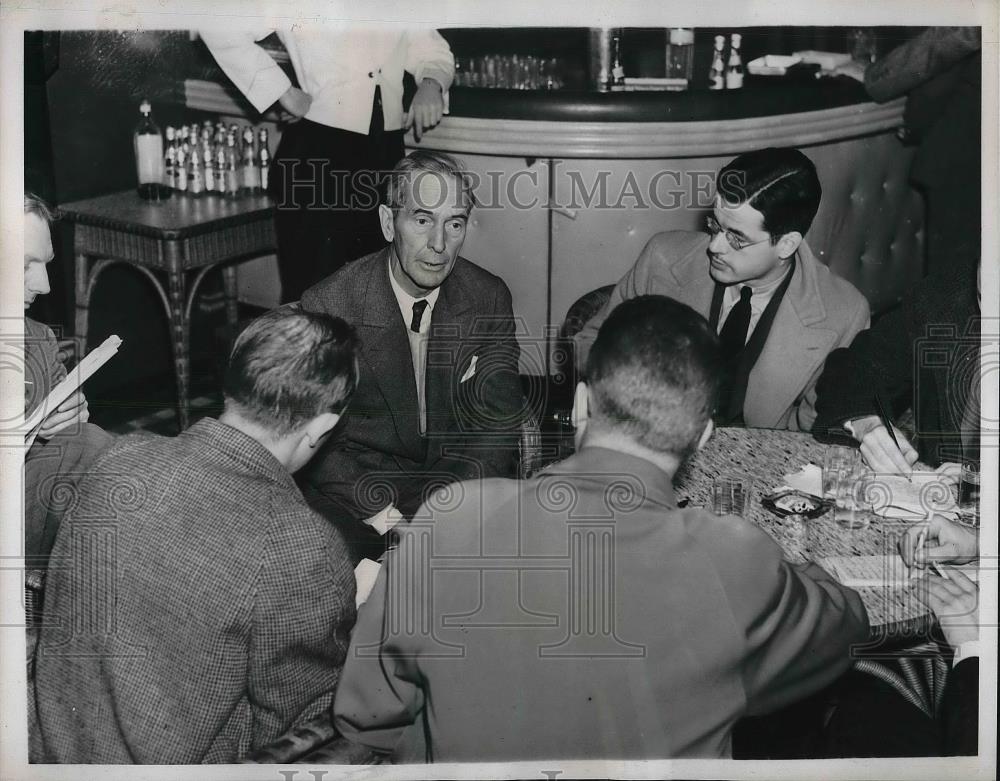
[575,147,870,431]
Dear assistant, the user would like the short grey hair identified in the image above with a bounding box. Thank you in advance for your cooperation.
[383,150,478,212]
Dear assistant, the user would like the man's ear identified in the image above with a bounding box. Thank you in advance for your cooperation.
[303,412,341,449]
[775,231,802,261]
[696,419,714,452]
[378,204,395,243]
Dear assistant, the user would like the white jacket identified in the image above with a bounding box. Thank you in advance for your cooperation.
[200,27,454,135]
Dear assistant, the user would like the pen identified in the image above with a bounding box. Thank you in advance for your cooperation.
[928,560,951,581]
[873,392,910,482]
[910,526,928,580]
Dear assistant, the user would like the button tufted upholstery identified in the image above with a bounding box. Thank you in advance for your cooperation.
[806,132,925,315]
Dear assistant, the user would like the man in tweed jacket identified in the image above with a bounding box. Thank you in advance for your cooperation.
[34,307,359,763]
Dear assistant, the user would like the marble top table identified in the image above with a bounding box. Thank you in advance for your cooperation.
[674,427,940,646]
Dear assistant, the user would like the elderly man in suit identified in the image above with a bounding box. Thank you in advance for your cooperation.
[333,295,869,761]
[300,149,523,562]
[574,147,870,431]
[34,307,359,763]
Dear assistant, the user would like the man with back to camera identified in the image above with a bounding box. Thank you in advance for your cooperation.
[574,147,870,431]
[22,192,112,572]
[299,149,523,563]
[333,295,869,761]
[33,307,359,763]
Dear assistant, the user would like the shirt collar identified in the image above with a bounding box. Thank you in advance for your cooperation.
[387,255,440,331]
[725,260,793,307]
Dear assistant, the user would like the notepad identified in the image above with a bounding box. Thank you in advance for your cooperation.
[866,473,958,520]
[24,334,122,448]
[818,555,979,588]
[818,555,913,588]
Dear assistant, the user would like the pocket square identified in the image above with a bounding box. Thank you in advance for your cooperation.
[460,355,478,383]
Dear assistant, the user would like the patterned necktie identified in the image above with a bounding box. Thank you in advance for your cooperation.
[410,299,429,333]
[719,286,753,357]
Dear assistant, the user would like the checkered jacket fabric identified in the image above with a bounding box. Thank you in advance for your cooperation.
[33,418,356,763]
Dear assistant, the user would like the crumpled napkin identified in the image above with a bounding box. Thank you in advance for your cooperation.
[776,463,959,521]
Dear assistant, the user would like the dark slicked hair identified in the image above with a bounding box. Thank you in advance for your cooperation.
[224,306,359,436]
[25,191,57,223]
[715,147,822,243]
[383,149,478,212]
[586,295,723,460]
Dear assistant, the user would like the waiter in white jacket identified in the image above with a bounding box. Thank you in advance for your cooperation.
[200,28,455,302]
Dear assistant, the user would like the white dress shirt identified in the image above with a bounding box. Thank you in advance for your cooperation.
[717,265,792,344]
[199,28,454,135]
[387,259,440,435]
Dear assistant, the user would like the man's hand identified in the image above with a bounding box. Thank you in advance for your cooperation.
[278,86,312,123]
[37,389,89,440]
[831,60,867,83]
[848,414,919,475]
[918,569,979,648]
[405,78,445,142]
[899,513,979,569]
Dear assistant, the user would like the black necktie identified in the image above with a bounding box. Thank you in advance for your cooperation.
[719,286,753,357]
[410,300,429,333]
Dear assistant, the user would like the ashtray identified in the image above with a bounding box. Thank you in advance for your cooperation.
[762,489,830,519]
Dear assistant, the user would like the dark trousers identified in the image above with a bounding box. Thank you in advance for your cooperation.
[268,118,405,303]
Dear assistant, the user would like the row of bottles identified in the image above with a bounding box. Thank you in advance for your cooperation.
[709,33,744,90]
[589,29,743,93]
[133,100,271,201]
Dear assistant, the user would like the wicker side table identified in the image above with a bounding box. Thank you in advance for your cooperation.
[59,191,276,429]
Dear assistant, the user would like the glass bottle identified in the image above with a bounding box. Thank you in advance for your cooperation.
[133,99,165,199]
[610,33,626,90]
[163,125,177,190]
[709,35,726,90]
[258,128,270,192]
[726,33,744,89]
[241,126,258,193]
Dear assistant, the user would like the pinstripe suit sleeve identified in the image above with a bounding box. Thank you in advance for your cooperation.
[248,500,357,748]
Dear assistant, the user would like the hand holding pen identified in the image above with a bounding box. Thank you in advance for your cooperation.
[847,413,919,477]
[899,513,979,573]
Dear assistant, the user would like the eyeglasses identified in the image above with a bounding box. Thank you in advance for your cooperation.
[705,215,770,251]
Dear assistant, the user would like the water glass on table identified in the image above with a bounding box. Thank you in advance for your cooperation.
[711,477,752,517]
[958,461,980,526]
[823,446,868,529]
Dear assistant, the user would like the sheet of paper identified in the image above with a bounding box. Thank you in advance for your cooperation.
[776,463,958,520]
[777,463,823,496]
[354,559,382,609]
[818,555,978,588]
[817,554,913,588]
[24,334,123,448]
[867,473,958,520]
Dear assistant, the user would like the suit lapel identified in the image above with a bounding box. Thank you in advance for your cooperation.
[358,250,424,456]
[744,243,837,427]
[667,236,717,319]
[424,265,474,438]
